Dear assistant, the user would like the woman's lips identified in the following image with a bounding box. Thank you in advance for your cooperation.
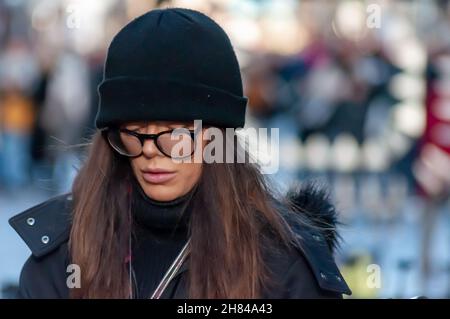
[141,170,176,184]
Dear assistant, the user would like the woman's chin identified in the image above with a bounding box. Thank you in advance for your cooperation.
[142,185,182,202]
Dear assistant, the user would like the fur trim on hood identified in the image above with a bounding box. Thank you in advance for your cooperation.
[284,181,342,252]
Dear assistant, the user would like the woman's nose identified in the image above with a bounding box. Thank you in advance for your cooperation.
[141,139,161,158]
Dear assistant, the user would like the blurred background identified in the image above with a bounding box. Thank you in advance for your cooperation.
[0,0,449,298]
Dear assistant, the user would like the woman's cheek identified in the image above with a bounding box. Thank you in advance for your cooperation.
[180,162,202,190]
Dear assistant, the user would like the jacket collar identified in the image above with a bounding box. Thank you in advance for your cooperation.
[9,193,73,259]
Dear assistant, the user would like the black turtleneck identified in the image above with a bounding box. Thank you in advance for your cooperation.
[129,178,193,299]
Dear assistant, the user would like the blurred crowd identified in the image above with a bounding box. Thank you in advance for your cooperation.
[0,0,449,298]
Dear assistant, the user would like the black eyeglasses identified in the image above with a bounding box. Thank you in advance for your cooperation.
[102,127,197,159]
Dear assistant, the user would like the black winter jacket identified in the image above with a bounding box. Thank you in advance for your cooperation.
[9,183,351,299]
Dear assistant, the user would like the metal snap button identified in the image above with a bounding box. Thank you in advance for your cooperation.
[26,217,35,226]
[41,235,50,244]
[336,275,342,282]
[320,272,327,280]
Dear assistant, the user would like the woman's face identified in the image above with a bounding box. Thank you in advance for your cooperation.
[124,121,203,201]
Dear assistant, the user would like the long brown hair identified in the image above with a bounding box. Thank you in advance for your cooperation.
[69,130,296,298]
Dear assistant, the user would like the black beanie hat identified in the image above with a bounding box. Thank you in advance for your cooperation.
[96,7,248,129]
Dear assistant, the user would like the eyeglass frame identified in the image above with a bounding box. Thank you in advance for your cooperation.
[100,126,199,159]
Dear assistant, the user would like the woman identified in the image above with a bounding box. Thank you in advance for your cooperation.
[9,7,351,299]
